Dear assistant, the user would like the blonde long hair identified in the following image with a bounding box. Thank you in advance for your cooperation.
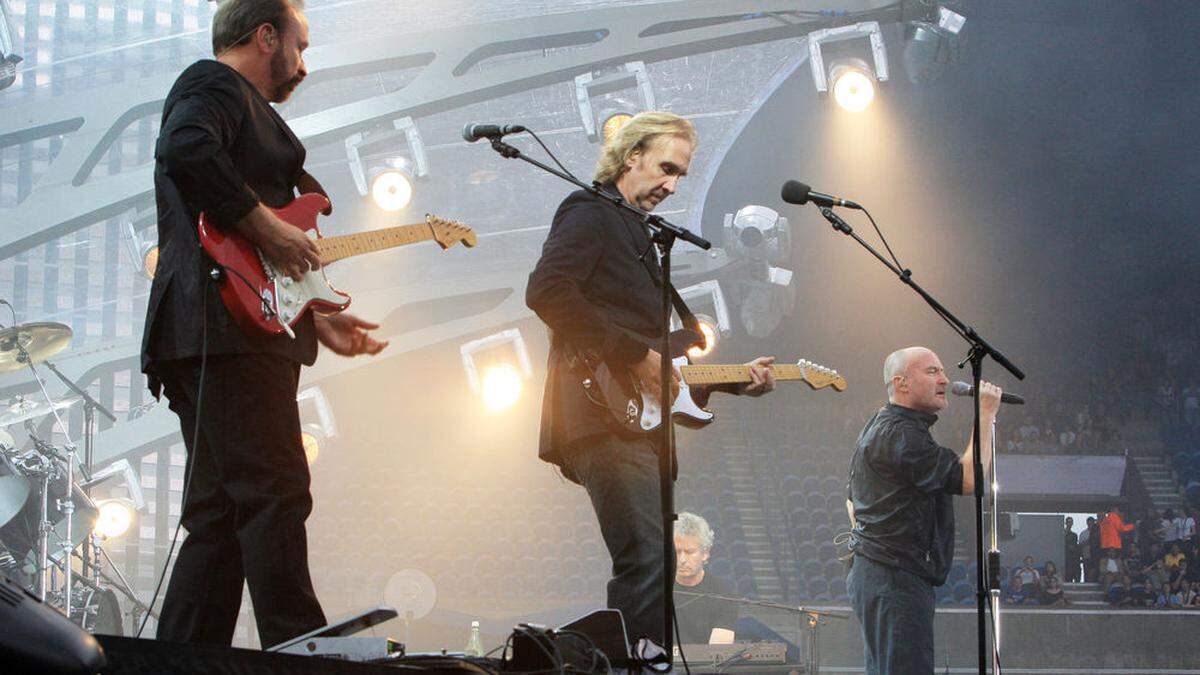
[593,111,697,185]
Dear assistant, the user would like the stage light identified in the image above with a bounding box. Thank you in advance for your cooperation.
[902,6,966,84]
[830,60,875,112]
[808,21,889,111]
[575,61,656,143]
[672,280,731,356]
[346,118,428,209]
[123,218,160,279]
[461,329,533,409]
[94,500,134,539]
[687,314,720,360]
[369,158,414,212]
[297,387,336,465]
[724,205,791,265]
[0,0,21,91]
[602,113,633,144]
[301,428,321,466]
[142,245,160,279]
[481,364,523,411]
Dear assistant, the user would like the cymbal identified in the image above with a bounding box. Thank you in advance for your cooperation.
[0,394,82,427]
[0,322,73,373]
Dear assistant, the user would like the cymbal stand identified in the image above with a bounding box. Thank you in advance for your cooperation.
[16,341,85,616]
[44,359,116,601]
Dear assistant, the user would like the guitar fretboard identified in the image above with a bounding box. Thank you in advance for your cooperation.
[680,364,807,385]
[316,223,434,264]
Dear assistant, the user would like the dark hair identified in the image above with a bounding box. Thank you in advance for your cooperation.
[211,0,303,56]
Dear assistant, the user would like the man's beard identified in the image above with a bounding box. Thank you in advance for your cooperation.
[269,48,303,102]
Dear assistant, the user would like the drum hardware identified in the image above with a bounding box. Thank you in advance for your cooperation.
[0,322,134,629]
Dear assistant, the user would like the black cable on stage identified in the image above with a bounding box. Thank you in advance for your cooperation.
[672,604,691,675]
[136,270,211,638]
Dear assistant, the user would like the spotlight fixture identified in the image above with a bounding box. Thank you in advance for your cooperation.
[724,205,791,265]
[902,5,966,84]
[0,0,21,91]
[297,386,336,465]
[807,21,889,111]
[300,425,322,466]
[829,58,876,113]
[671,280,730,360]
[688,314,720,360]
[369,157,414,212]
[575,61,656,143]
[93,499,135,539]
[122,217,159,279]
[346,117,428,210]
[460,328,532,411]
[601,112,633,144]
[480,364,523,411]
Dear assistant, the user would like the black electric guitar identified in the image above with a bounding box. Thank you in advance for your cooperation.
[575,335,846,434]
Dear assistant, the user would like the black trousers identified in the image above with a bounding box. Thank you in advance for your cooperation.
[847,554,935,675]
[565,434,670,645]
[155,354,325,648]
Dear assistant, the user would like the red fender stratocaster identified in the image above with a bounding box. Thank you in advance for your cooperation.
[198,192,475,338]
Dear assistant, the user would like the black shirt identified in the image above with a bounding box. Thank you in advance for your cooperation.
[848,403,964,585]
[674,573,739,645]
[142,59,317,394]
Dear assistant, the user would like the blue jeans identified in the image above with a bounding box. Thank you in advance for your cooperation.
[565,434,667,645]
[847,554,935,675]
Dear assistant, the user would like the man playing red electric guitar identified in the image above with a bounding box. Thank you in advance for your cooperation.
[141,0,386,648]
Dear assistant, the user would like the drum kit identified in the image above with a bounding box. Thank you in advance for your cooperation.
[0,320,151,632]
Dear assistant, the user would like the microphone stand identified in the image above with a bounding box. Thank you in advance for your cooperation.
[814,206,1024,675]
[485,133,711,661]
[987,418,1002,674]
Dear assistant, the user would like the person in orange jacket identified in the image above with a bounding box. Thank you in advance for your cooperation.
[1099,505,1135,554]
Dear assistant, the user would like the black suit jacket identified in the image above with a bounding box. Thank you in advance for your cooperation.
[141,60,317,396]
[526,186,679,481]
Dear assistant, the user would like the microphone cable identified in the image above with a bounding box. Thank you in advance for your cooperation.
[136,268,211,638]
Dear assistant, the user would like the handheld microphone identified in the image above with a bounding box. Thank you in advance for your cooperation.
[461,122,527,143]
[950,381,1025,405]
[780,180,862,209]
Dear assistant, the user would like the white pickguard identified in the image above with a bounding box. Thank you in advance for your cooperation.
[637,356,715,431]
[262,254,346,339]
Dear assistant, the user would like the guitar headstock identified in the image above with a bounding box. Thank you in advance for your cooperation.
[796,359,847,391]
[427,215,477,249]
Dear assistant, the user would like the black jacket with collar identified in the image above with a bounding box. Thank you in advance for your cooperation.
[141,59,316,396]
[526,186,675,480]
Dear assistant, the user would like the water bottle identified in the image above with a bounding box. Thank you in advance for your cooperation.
[465,620,484,657]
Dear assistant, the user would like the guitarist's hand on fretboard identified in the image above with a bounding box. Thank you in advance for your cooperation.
[739,356,777,397]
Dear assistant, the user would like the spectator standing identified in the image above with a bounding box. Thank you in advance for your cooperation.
[1161,509,1181,547]
[1081,516,1100,582]
[1100,506,1135,555]
[1064,517,1081,582]
[1181,508,1197,557]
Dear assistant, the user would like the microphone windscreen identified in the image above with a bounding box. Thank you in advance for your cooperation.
[950,381,972,396]
[780,180,812,205]
[461,122,478,143]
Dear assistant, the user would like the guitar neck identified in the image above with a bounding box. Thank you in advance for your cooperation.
[680,363,806,385]
[316,222,434,264]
